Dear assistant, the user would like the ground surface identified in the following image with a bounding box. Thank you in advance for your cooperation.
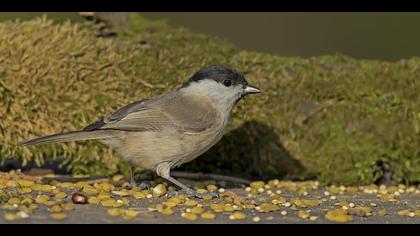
[0,172,419,224]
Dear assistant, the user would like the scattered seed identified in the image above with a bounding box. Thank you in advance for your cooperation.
[201,212,216,220]
[50,213,67,220]
[184,200,198,207]
[35,195,49,204]
[190,206,204,215]
[160,207,174,215]
[49,205,63,213]
[101,199,116,208]
[298,210,310,219]
[325,209,353,223]
[229,212,246,220]
[309,216,318,221]
[377,209,387,217]
[4,213,20,221]
[112,191,130,197]
[133,192,146,199]
[123,210,139,220]
[182,212,198,221]
[54,192,67,200]
[250,181,265,190]
[152,184,167,197]
[206,185,217,191]
[62,204,76,211]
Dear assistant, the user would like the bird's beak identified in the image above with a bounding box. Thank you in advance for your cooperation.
[243,84,261,95]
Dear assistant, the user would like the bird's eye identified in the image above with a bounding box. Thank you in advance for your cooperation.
[223,79,232,87]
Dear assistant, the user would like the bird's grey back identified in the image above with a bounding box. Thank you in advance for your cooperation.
[84,91,220,134]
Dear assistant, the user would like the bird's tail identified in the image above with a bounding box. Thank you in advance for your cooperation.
[19,130,115,146]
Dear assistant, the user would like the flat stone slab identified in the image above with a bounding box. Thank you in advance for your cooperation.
[1,187,419,224]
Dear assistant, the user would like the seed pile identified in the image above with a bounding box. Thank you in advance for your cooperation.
[0,171,419,223]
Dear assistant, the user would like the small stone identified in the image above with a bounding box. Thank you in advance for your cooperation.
[16,211,29,219]
[252,216,261,222]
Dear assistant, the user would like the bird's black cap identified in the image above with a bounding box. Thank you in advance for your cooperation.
[181,65,247,88]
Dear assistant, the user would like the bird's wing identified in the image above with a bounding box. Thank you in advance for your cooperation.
[83,93,218,133]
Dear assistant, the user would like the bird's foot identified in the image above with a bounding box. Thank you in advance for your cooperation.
[166,190,181,198]
[126,181,151,190]
[186,189,219,199]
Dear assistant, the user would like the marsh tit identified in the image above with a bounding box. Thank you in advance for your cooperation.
[20,65,261,197]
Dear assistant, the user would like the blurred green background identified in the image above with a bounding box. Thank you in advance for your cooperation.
[1,12,419,61]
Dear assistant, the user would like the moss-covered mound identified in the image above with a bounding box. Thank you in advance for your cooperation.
[1,14,419,185]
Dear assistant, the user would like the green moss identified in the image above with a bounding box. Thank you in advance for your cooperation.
[1,14,419,185]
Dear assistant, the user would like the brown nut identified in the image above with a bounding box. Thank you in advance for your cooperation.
[71,193,88,204]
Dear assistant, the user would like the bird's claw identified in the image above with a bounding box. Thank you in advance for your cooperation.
[166,190,180,198]
[186,189,219,199]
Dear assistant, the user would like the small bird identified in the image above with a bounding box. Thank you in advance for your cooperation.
[20,65,261,197]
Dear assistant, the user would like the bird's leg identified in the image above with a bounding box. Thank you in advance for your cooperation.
[129,165,136,186]
[126,165,137,189]
[156,162,211,199]
[128,165,151,190]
